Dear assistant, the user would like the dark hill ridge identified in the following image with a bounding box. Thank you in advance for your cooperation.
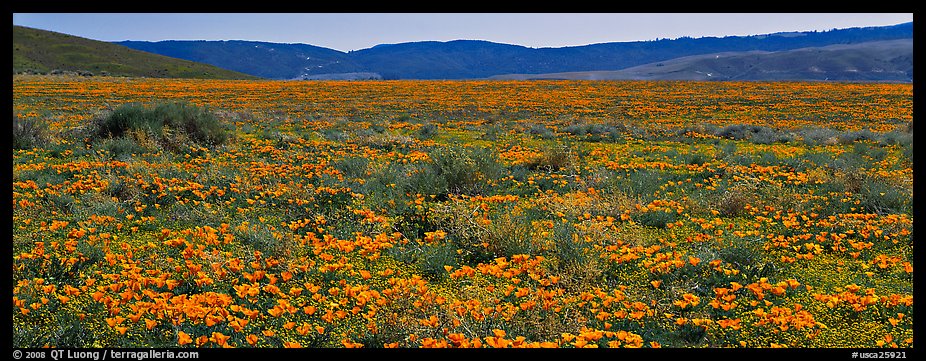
[13,26,257,80]
[490,39,913,82]
[349,40,536,79]
[114,22,913,80]
[117,40,360,79]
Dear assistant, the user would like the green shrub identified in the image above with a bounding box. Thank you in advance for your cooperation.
[901,142,913,164]
[714,181,758,218]
[321,128,348,142]
[635,210,678,229]
[815,170,862,201]
[412,145,504,197]
[715,142,737,160]
[236,222,293,258]
[798,128,839,145]
[13,115,48,150]
[370,124,387,133]
[483,209,537,259]
[716,124,791,144]
[77,192,123,220]
[427,201,536,266]
[405,166,446,199]
[480,124,502,141]
[416,242,459,281]
[334,156,370,180]
[416,123,439,139]
[752,129,794,144]
[100,136,145,160]
[93,102,228,148]
[525,143,577,172]
[355,132,413,150]
[755,151,781,166]
[682,152,708,166]
[617,168,673,200]
[851,142,888,162]
[838,129,877,144]
[550,222,602,292]
[46,193,76,213]
[717,236,767,279]
[676,123,719,138]
[526,123,554,139]
[799,127,840,146]
[878,130,912,147]
[860,177,911,215]
[563,122,623,142]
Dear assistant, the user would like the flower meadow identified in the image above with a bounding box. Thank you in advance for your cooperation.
[12,75,912,348]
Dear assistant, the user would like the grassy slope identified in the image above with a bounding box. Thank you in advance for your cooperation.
[13,26,259,80]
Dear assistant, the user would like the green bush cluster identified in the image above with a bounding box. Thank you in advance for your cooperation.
[13,115,48,150]
[412,145,504,197]
[92,102,229,152]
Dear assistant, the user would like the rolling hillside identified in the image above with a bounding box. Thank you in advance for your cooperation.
[114,22,912,80]
[490,39,913,82]
[13,26,258,79]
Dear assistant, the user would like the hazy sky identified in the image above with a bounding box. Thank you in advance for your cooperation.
[12,13,913,52]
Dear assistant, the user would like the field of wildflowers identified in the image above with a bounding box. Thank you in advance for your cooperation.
[12,75,912,348]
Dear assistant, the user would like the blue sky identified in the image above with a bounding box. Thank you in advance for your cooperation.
[12,13,913,52]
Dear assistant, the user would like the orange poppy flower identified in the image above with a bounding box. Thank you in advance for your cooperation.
[211,332,230,347]
[177,331,192,345]
[284,341,302,348]
[267,307,284,317]
[688,257,700,266]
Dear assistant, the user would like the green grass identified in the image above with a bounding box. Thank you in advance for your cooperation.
[13,26,258,80]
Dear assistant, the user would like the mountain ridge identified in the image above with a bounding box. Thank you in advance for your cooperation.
[116,21,912,80]
[489,39,912,82]
[17,22,913,81]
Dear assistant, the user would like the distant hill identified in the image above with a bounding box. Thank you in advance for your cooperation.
[13,26,258,79]
[349,40,536,79]
[490,39,913,82]
[114,22,913,80]
[116,40,359,79]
